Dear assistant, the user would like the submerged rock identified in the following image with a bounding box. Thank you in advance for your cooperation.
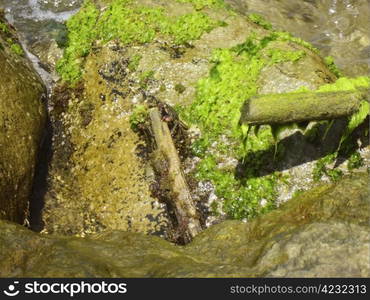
[0,15,46,223]
[0,173,368,277]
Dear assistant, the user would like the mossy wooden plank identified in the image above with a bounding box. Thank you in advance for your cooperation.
[240,89,369,126]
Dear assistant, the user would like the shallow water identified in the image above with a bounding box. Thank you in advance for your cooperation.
[226,0,370,76]
[0,0,82,85]
[0,0,80,43]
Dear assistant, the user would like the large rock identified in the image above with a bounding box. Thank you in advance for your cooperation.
[43,0,340,237]
[0,15,46,223]
[0,173,368,277]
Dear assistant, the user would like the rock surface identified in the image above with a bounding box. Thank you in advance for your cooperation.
[0,173,368,277]
[0,14,46,223]
[0,0,368,279]
[42,0,343,237]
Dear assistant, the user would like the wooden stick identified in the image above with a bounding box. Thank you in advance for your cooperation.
[149,108,202,243]
[240,89,369,126]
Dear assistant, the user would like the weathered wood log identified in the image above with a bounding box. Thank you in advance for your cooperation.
[240,89,369,126]
[149,108,202,243]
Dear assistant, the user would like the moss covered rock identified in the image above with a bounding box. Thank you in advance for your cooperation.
[0,15,46,223]
[0,173,368,277]
[43,0,347,236]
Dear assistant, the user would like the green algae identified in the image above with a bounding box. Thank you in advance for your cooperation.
[139,70,155,89]
[185,33,307,138]
[10,43,24,56]
[0,22,24,56]
[176,0,226,10]
[129,104,149,131]
[266,48,306,64]
[347,152,364,170]
[292,78,368,183]
[269,77,369,139]
[175,83,186,94]
[324,55,343,78]
[312,153,342,182]
[0,22,9,33]
[272,30,319,53]
[57,0,223,83]
[339,100,369,148]
[56,0,99,83]
[182,33,308,220]
[317,76,369,92]
[128,54,142,72]
[165,12,220,44]
[247,13,273,30]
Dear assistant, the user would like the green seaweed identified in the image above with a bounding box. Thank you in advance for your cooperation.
[338,100,369,150]
[128,54,142,72]
[57,0,223,83]
[166,12,220,44]
[56,0,99,83]
[312,153,341,182]
[129,104,149,131]
[303,77,369,181]
[247,13,273,30]
[183,25,367,219]
[139,70,155,89]
[10,43,24,56]
[273,31,319,53]
[324,55,343,78]
[347,152,364,170]
[176,0,226,10]
[266,48,306,64]
[316,76,369,92]
[0,22,9,33]
[0,21,23,55]
[183,33,307,220]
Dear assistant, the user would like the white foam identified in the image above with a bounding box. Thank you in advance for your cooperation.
[19,0,79,22]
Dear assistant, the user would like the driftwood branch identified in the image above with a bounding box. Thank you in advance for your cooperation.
[149,108,202,243]
[240,89,369,126]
